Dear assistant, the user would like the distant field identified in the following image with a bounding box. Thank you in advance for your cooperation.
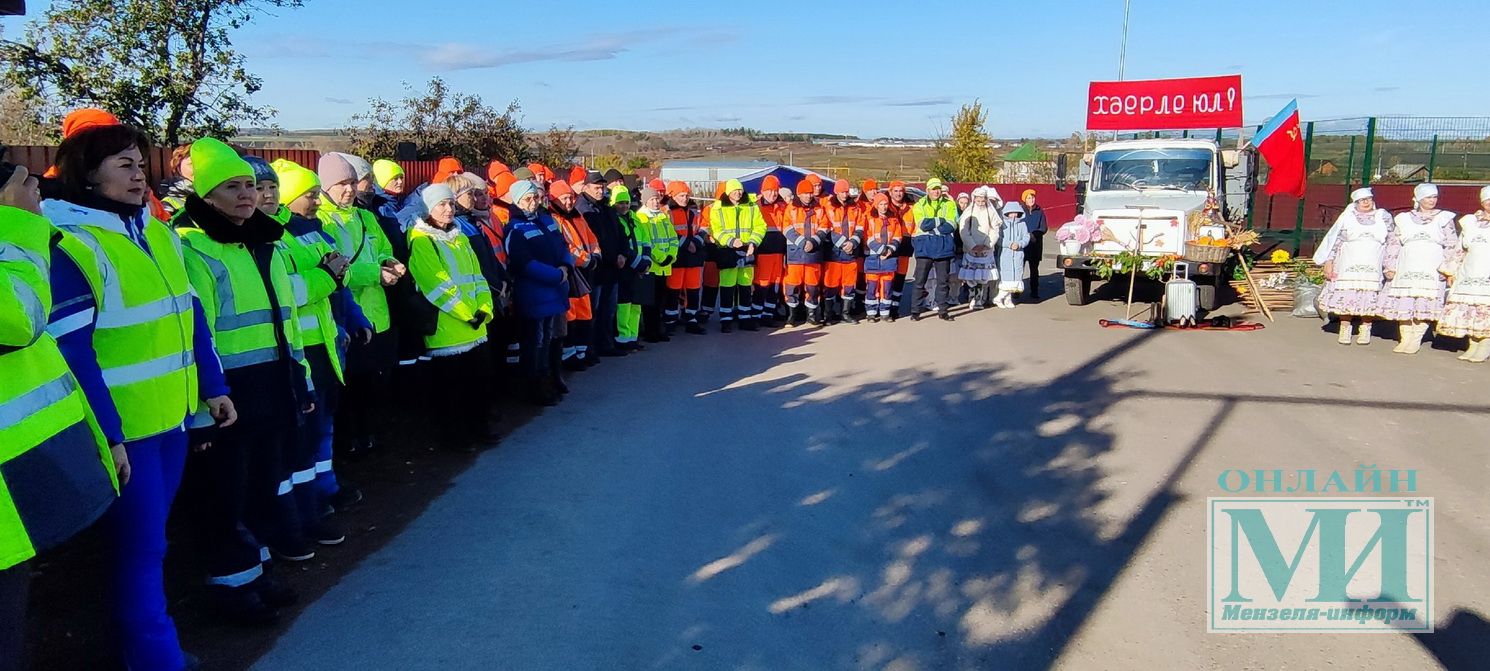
[233,128,1079,183]
[679,146,939,182]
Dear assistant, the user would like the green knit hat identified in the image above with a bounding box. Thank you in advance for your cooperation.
[271,159,320,205]
[372,159,404,189]
[609,183,631,205]
[189,138,254,198]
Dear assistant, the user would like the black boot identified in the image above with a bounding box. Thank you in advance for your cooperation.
[685,321,706,335]
[210,584,280,627]
[256,572,299,609]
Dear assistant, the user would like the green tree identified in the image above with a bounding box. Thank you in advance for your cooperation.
[0,0,300,147]
[346,77,529,169]
[930,101,996,182]
[529,125,579,170]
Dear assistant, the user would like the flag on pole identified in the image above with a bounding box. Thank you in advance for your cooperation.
[1253,100,1307,198]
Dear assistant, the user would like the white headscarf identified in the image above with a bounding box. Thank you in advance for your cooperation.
[1413,183,1438,203]
[959,185,1000,247]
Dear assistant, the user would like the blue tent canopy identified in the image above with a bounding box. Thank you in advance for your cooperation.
[732,164,830,196]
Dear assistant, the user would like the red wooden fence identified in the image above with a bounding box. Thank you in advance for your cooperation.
[6,144,440,189]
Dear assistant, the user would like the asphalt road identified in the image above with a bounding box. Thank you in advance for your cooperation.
[253,278,1490,671]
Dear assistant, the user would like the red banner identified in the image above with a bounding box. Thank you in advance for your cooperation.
[1086,75,1243,131]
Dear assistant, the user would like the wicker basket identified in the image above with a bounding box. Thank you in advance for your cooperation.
[1184,242,1231,263]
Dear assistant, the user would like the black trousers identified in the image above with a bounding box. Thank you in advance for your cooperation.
[424,344,493,444]
[0,563,28,671]
[186,423,296,588]
[337,328,396,445]
[912,258,953,313]
[643,280,670,338]
[1026,234,1044,296]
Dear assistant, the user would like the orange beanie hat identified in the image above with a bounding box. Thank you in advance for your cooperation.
[666,181,690,198]
[548,180,574,200]
[761,175,781,192]
[795,180,814,195]
[61,108,121,139]
[833,179,850,195]
[861,179,878,192]
[433,157,464,185]
[492,172,518,202]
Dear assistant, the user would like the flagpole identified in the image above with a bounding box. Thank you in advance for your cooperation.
[1118,0,1131,81]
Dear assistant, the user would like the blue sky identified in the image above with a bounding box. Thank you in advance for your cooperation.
[13,0,1490,137]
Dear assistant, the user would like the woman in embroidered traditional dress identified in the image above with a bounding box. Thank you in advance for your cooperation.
[956,185,999,309]
[1439,186,1490,362]
[1380,183,1457,354]
[1315,188,1392,345]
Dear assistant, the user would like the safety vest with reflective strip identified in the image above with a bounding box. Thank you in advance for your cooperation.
[271,207,344,382]
[317,202,394,333]
[44,200,199,441]
[636,209,677,276]
[706,201,767,248]
[553,208,600,270]
[408,224,492,355]
[1,206,115,569]
[177,229,308,375]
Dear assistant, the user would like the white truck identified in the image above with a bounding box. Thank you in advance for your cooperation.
[1056,138,1255,310]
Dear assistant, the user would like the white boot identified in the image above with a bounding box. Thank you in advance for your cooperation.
[1337,320,1354,345]
[1393,322,1413,352]
[1470,338,1490,363]
[1401,323,1427,355]
[1355,321,1372,345]
[1460,338,1480,361]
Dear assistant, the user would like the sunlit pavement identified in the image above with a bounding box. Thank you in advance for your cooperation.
[254,277,1489,671]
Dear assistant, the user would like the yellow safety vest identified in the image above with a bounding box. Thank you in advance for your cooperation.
[44,200,198,441]
[408,223,492,355]
[1,206,115,569]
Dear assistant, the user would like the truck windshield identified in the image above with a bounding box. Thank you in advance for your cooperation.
[1092,148,1213,192]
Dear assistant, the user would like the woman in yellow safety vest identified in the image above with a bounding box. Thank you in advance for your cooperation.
[45,123,237,671]
[407,184,496,451]
[172,138,316,627]
[0,165,119,671]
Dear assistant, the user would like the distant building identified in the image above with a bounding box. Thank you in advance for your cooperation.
[660,160,781,197]
[1309,159,1338,176]
[1000,141,1055,183]
[1386,163,1428,182]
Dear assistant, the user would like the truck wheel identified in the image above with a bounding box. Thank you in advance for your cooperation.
[1064,272,1091,306]
[1199,280,1220,311]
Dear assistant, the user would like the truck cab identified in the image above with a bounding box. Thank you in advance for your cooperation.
[1057,138,1254,310]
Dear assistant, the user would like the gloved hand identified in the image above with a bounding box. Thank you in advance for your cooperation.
[920,220,935,232]
[937,222,955,235]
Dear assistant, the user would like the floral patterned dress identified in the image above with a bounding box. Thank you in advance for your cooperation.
[1317,208,1391,317]
[1377,209,1457,321]
[1440,212,1490,338]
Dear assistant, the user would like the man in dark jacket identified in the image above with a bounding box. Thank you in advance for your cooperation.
[1020,189,1048,301]
[576,171,630,357]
